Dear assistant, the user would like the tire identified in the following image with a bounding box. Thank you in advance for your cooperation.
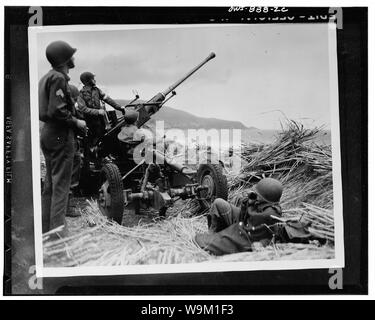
[197,163,228,202]
[98,163,124,224]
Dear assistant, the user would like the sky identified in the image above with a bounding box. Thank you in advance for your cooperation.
[37,24,334,130]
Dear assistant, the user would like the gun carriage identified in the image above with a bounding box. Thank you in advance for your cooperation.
[79,53,228,224]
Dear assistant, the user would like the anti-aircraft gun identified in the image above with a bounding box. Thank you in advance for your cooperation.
[79,52,228,224]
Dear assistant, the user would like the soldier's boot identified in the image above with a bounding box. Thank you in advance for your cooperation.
[66,191,81,217]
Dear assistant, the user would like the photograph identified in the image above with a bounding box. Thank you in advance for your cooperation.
[28,23,344,277]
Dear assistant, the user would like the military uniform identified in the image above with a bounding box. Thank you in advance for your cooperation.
[78,85,123,147]
[195,197,282,256]
[39,69,78,233]
[69,85,83,191]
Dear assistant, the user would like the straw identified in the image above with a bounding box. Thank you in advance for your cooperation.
[43,120,335,267]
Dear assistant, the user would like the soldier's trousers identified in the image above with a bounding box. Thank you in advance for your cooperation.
[195,199,252,255]
[70,138,81,189]
[86,120,105,148]
[41,124,75,233]
[208,198,241,232]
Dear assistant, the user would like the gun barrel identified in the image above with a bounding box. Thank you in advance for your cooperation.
[135,52,216,128]
[161,52,216,97]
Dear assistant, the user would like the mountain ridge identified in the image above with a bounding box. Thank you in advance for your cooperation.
[114,99,331,145]
[115,99,249,130]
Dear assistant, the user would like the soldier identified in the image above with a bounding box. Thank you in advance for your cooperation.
[194,178,283,255]
[77,71,126,147]
[39,41,87,234]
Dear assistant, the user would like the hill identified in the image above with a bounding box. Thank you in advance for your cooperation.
[115,100,247,130]
[114,99,331,145]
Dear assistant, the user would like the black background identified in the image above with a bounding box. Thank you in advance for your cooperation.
[3,6,368,295]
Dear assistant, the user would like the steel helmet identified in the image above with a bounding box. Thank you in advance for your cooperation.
[254,178,283,203]
[69,84,80,100]
[46,41,76,67]
[124,108,139,124]
[80,72,96,85]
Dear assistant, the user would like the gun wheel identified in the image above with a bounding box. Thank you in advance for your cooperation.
[98,163,124,224]
[197,163,228,203]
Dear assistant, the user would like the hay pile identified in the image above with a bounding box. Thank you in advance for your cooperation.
[43,120,335,267]
[229,120,332,209]
[227,120,334,242]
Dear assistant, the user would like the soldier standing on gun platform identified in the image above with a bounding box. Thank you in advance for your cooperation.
[77,72,126,148]
[194,178,283,255]
[39,41,87,235]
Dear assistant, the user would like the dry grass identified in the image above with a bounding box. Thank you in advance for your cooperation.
[44,200,211,267]
[44,200,334,267]
[43,120,335,267]
[229,121,332,208]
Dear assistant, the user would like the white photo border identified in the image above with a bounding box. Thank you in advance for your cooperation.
[28,23,345,278]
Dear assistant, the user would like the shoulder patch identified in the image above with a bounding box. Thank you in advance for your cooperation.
[56,89,65,98]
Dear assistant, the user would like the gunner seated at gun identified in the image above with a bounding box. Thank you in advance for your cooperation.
[194,178,284,256]
[77,71,126,147]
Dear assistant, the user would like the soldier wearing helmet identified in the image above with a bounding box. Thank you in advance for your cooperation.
[194,178,283,255]
[77,71,125,147]
[39,41,87,235]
